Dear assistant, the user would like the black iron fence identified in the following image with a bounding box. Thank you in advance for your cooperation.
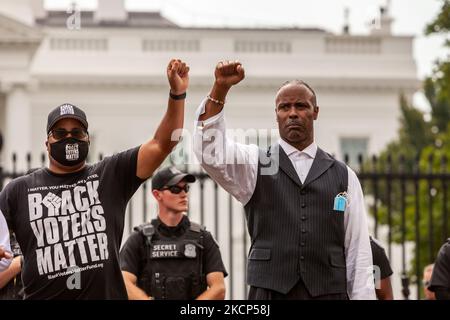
[1,152,449,300]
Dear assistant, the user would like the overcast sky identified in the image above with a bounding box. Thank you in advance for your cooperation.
[45,0,448,110]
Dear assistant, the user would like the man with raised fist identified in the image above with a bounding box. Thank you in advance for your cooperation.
[0,58,190,299]
[193,60,375,300]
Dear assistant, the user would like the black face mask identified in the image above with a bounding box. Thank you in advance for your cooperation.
[50,137,89,167]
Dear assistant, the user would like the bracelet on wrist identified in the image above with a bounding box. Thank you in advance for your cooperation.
[169,91,186,100]
[206,95,225,106]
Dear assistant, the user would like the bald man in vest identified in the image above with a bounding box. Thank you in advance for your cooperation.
[193,61,375,300]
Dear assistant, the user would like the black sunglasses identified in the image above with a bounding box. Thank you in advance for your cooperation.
[49,128,88,140]
[161,185,190,194]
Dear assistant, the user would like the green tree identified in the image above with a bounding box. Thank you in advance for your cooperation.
[425,0,450,133]
[363,0,450,298]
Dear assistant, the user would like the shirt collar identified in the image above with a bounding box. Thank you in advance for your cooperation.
[155,215,190,237]
[278,138,317,159]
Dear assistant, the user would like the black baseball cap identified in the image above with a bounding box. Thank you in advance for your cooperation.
[151,167,196,190]
[46,103,88,133]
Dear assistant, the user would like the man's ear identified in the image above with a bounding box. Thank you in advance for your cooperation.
[313,106,319,120]
[152,189,162,201]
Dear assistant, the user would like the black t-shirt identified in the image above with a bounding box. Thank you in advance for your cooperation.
[0,146,144,299]
[370,237,393,280]
[120,215,228,286]
[429,240,450,292]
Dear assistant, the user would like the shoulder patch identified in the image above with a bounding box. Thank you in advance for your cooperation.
[133,222,153,233]
[134,222,155,246]
[189,222,205,233]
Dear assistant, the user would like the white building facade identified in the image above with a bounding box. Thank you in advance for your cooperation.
[0,0,419,170]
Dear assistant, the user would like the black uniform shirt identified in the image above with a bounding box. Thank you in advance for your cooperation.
[429,239,450,297]
[120,215,228,280]
[370,237,393,280]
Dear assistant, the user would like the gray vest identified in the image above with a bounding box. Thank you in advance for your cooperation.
[244,144,348,296]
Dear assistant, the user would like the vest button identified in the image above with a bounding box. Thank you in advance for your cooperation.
[301,229,306,233]
[300,242,305,246]
[300,256,305,260]
[301,215,307,220]
[300,190,306,195]
[301,203,306,208]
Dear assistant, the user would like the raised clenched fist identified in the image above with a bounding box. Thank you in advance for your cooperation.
[214,60,245,88]
[167,59,190,95]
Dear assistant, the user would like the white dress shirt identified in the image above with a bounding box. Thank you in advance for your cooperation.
[194,98,375,300]
[279,138,316,184]
[0,209,12,272]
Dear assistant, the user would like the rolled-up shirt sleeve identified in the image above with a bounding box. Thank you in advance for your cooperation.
[344,168,376,300]
[193,98,259,205]
[0,209,12,272]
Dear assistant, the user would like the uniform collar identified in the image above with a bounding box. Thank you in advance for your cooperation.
[278,138,317,159]
[155,215,190,237]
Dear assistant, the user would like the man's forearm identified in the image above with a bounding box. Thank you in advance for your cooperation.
[376,278,393,300]
[0,256,21,289]
[196,285,226,300]
[150,58,189,155]
[0,248,12,272]
[124,280,151,300]
[153,98,185,154]
[199,83,229,121]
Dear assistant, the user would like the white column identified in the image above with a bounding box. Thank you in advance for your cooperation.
[4,84,32,171]
[30,0,47,20]
[0,0,35,26]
